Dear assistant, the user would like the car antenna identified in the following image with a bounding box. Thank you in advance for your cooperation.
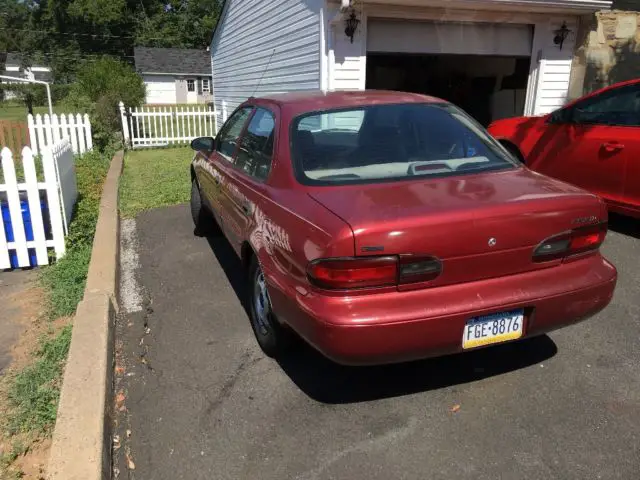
[251,48,276,98]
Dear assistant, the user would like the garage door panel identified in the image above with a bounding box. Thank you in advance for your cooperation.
[367,19,533,57]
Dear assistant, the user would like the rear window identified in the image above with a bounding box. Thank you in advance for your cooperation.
[291,103,517,186]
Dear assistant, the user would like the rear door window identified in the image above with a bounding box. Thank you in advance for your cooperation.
[235,108,276,181]
[216,107,253,160]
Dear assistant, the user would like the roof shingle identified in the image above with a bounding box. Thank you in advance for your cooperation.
[134,47,211,75]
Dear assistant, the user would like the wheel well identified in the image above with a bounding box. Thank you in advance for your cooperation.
[499,140,525,163]
[190,165,197,184]
[241,242,255,271]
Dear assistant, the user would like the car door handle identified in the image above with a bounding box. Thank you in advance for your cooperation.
[213,177,220,185]
[241,204,251,216]
[602,142,625,152]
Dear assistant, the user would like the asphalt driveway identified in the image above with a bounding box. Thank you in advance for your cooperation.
[114,204,640,480]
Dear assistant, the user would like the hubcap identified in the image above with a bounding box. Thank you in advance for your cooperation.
[253,270,271,336]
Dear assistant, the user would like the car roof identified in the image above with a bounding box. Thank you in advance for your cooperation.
[249,90,447,116]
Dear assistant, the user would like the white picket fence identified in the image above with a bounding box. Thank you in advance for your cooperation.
[28,113,93,155]
[120,102,221,149]
[0,140,77,269]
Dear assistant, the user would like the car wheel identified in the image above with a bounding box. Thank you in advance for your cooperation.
[190,179,216,235]
[247,257,291,357]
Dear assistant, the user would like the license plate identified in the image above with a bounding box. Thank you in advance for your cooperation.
[462,309,524,350]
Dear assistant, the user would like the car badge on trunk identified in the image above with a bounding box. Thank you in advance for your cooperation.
[488,238,497,247]
[572,216,598,225]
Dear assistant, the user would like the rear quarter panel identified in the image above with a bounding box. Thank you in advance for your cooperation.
[252,189,354,329]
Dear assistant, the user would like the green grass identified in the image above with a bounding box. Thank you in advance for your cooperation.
[120,147,193,217]
[5,325,72,435]
[40,150,111,319]
[0,103,68,121]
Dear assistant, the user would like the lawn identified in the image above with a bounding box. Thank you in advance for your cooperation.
[120,147,193,217]
[0,103,67,121]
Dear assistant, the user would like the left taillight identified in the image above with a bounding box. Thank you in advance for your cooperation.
[533,223,607,262]
[307,256,442,290]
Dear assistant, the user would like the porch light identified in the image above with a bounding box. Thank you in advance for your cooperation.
[553,22,572,50]
[344,9,360,44]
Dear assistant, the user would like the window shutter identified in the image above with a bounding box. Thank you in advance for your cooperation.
[197,77,203,95]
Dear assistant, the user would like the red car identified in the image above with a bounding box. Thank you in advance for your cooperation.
[190,91,617,366]
[488,78,640,219]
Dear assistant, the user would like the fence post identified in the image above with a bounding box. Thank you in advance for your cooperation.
[119,101,130,147]
[42,146,66,259]
[76,114,86,154]
[84,114,93,151]
[0,148,14,268]
[27,114,38,155]
[1,147,30,266]
[51,114,62,144]
[22,146,49,265]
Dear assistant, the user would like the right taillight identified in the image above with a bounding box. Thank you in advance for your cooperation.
[533,223,607,262]
[307,255,442,290]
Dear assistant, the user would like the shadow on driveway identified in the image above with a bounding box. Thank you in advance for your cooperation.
[204,230,557,405]
[608,213,640,240]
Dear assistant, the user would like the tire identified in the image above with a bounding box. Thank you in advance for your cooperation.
[247,257,291,357]
[190,179,216,235]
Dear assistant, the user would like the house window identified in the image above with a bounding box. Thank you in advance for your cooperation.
[187,79,195,92]
[202,78,211,93]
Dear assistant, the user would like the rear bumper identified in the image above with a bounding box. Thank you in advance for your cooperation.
[269,254,617,366]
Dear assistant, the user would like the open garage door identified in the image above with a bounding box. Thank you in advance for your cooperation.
[366,20,534,125]
[367,19,533,57]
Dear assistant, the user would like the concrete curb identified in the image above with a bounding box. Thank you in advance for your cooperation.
[47,151,124,480]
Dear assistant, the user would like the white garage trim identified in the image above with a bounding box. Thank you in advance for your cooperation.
[327,3,580,117]
[367,19,534,57]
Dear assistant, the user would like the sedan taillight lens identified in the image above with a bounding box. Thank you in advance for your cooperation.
[533,223,607,262]
[307,256,442,290]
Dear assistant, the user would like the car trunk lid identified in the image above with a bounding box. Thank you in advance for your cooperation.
[307,168,606,287]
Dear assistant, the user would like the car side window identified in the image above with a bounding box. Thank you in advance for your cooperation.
[572,84,640,127]
[216,107,253,160]
[234,108,276,181]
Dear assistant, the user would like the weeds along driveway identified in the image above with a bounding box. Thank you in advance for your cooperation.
[114,192,640,480]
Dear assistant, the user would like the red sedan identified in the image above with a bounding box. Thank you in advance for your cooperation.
[488,78,640,219]
[190,91,617,366]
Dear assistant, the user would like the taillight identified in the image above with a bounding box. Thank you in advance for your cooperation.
[307,256,442,290]
[398,256,442,284]
[533,223,607,262]
[307,257,398,289]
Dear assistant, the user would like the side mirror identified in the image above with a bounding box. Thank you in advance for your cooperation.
[191,136,215,153]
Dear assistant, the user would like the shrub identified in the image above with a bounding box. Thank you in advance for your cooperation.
[63,57,145,150]
[40,149,111,318]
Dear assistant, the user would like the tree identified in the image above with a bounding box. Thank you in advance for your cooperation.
[64,57,145,149]
[1,0,223,100]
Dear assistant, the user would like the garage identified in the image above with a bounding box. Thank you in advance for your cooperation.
[365,19,534,126]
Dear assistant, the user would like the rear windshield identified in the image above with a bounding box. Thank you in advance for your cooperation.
[291,103,518,186]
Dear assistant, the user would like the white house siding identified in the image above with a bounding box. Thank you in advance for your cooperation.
[326,3,367,91]
[143,75,177,104]
[531,18,580,115]
[211,0,323,118]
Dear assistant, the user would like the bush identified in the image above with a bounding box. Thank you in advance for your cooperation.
[40,149,111,318]
[63,57,145,150]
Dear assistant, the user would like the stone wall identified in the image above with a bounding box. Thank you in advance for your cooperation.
[568,8,640,100]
